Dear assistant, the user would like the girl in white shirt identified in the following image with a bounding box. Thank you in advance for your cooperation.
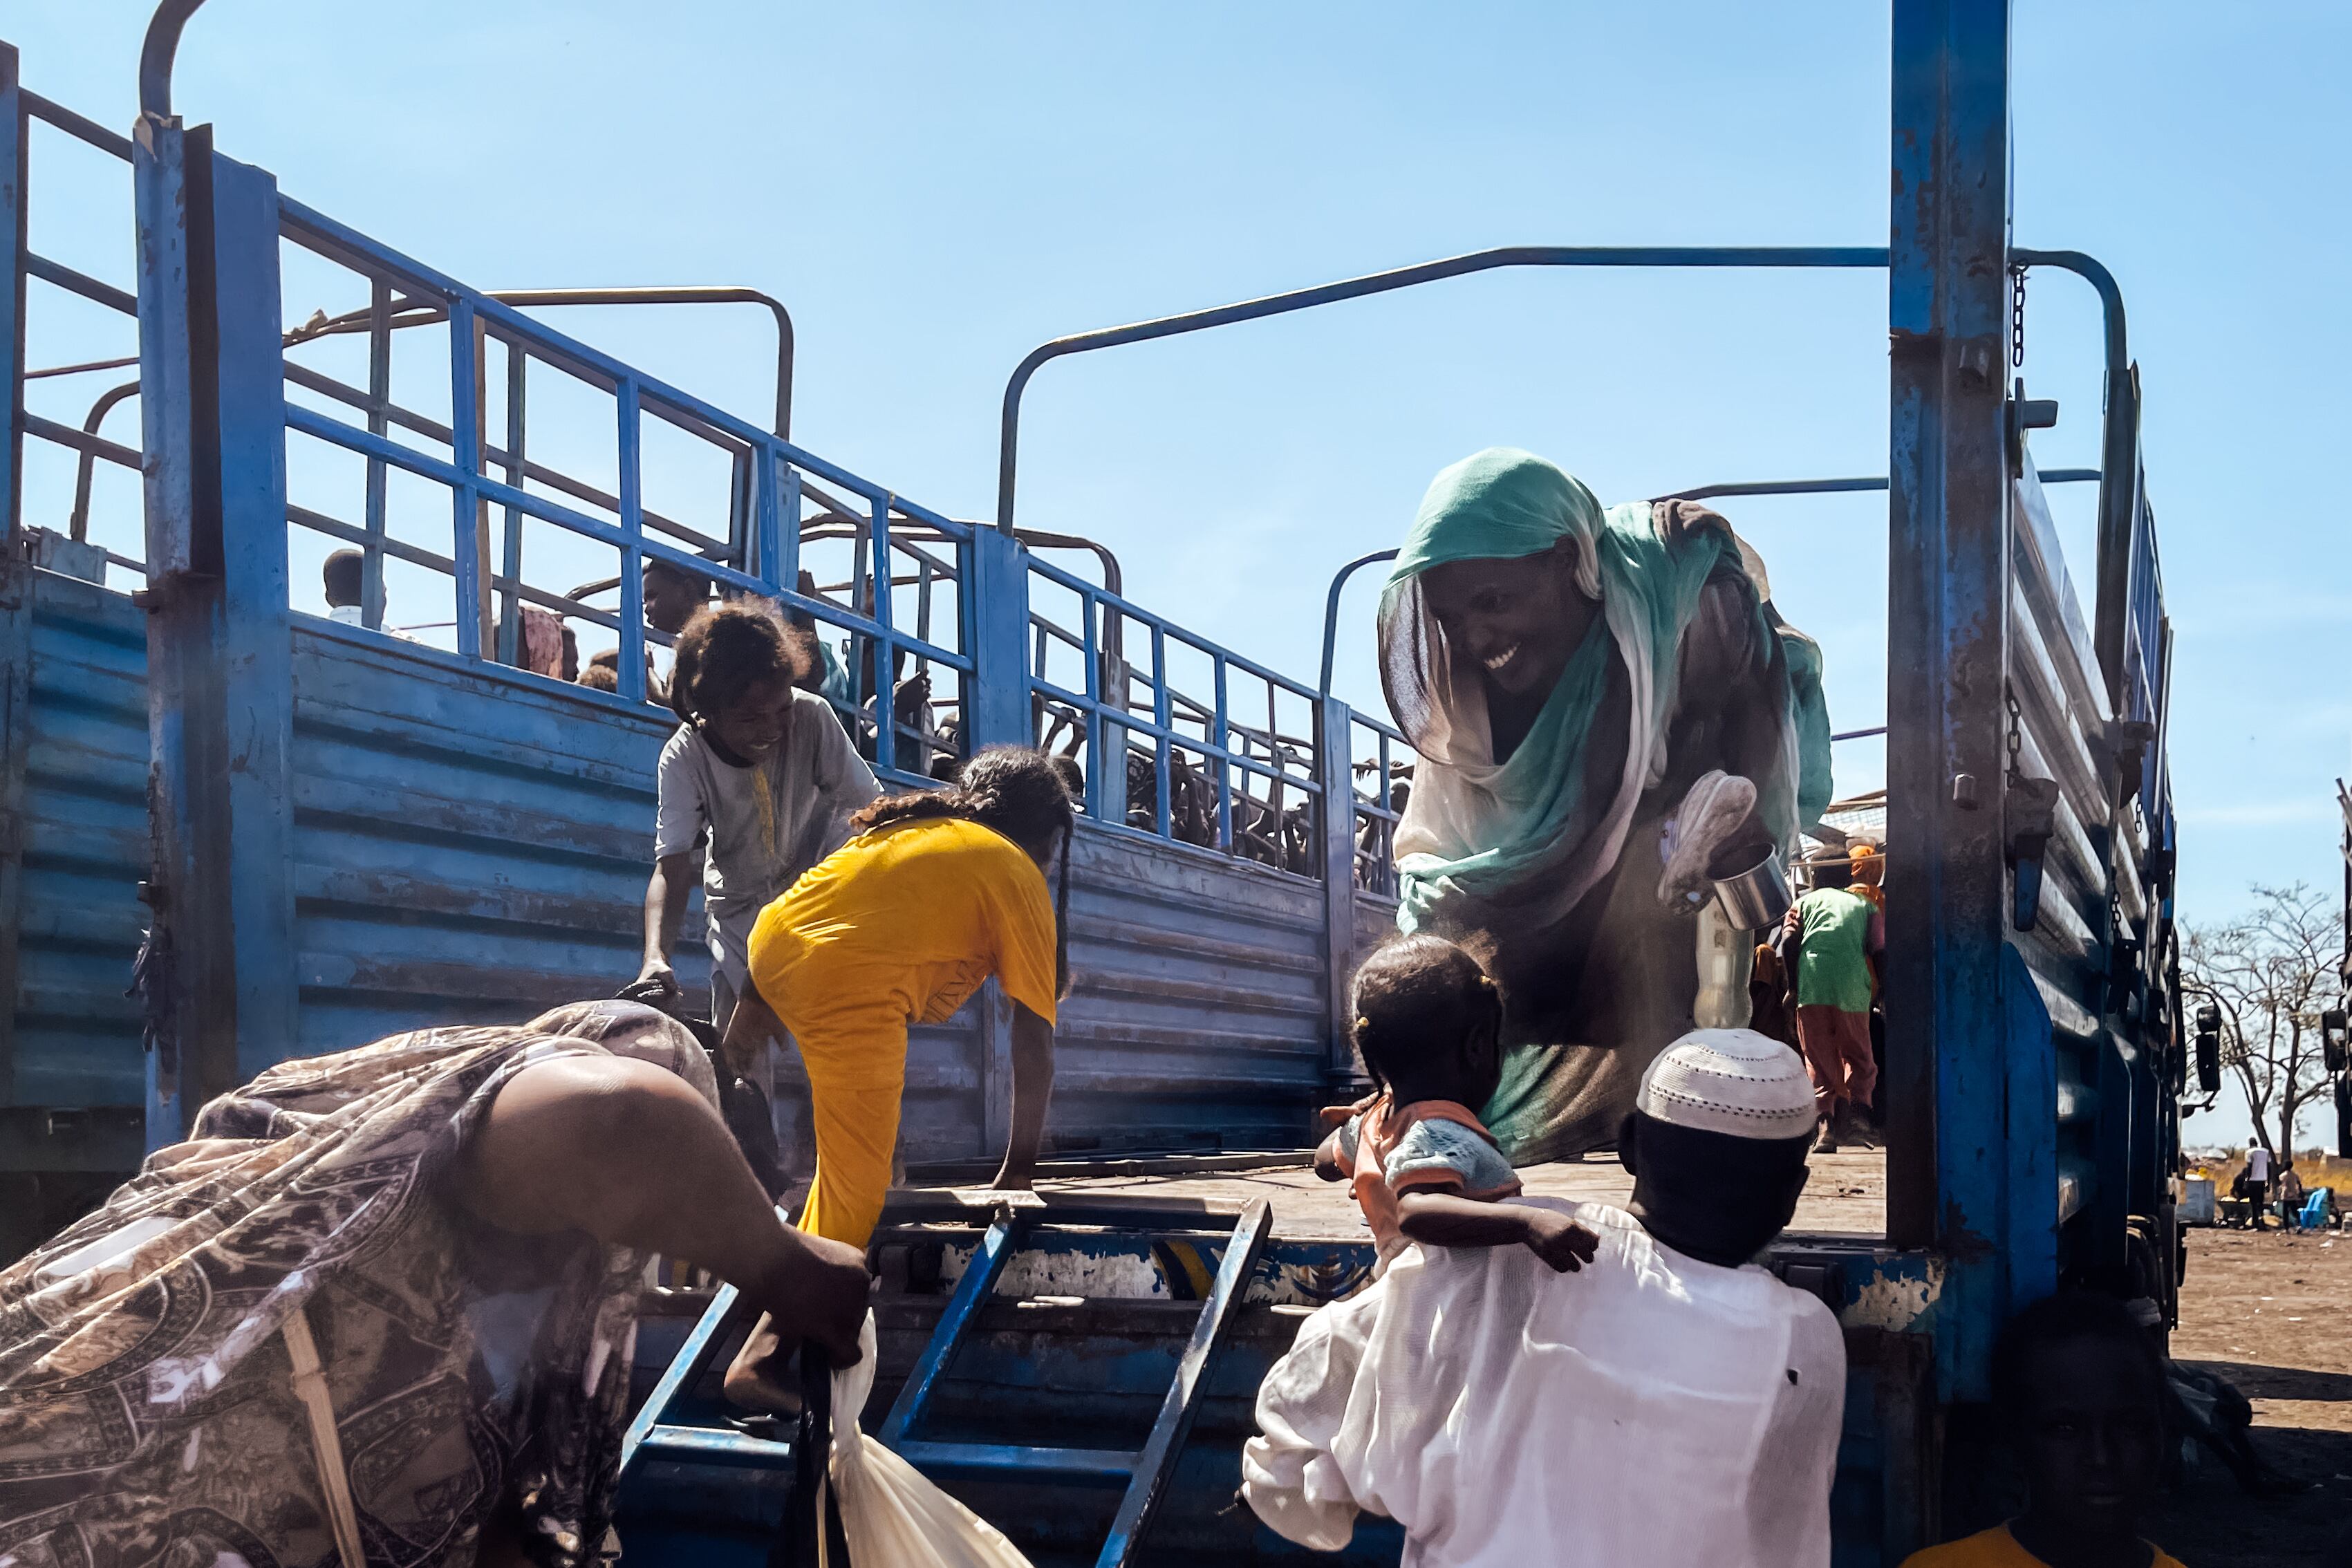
[628,603,879,1034]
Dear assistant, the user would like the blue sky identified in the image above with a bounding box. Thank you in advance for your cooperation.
[15,3,2347,1142]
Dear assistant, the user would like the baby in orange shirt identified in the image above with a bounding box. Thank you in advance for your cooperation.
[1315,935,1596,1272]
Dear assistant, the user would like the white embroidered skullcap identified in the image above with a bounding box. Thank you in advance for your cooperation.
[1636,1028,1817,1140]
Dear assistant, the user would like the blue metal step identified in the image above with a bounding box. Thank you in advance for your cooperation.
[620,1196,1276,1568]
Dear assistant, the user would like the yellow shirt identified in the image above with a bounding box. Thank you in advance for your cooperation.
[1903,1525,2185,1568]
[747,816,1059,1063]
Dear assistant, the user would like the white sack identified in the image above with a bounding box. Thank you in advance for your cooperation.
[1242,1200,1845,1568]
[820,1314,1037,1568]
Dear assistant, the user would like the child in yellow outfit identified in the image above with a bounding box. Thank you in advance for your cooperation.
[725,746,1074,1250]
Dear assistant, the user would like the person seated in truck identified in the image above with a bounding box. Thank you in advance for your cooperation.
[779,568,858,713]
[321,545,369,626]
[628,603,879,1044]
[1901,1292,2185,1568]
[718,747,1072,1412]
[1313,933,1598,1271]
[320,546,416,640]
[648,556,838,704]
[1248,1026,1845,1566]
[578,648,622,692]
[1374,447,1833,1164]
[579,642,664,700]
[644,555,713,635]
[0,1000,869,1568]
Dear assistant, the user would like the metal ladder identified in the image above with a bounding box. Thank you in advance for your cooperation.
[622,1197,1275,1568]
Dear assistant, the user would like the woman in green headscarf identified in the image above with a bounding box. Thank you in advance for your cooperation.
[1379,448,1831,1161]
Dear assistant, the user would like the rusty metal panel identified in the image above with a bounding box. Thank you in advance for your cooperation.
[3,566,149,1146]
[286,619,710,1049]
[1049,825,1329,1155]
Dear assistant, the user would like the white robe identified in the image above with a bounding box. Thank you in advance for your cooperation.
[1242,1200,1845,1568]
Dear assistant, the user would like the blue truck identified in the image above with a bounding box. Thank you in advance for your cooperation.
[0,3,2186,1561]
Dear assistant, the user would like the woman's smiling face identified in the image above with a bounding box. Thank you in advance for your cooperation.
[1419,541,1587,698]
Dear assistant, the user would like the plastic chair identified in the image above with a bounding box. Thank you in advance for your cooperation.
[2297,1188,2333,1231]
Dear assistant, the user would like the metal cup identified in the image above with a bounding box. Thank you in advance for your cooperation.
[1708,845,1793,931]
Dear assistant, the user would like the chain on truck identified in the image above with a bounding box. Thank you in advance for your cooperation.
[0,2,2186,1561]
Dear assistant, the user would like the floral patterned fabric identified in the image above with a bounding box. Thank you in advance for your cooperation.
[0,1004,710,1568]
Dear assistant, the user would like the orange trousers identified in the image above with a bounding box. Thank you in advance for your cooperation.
[1794,1004,1876,1117]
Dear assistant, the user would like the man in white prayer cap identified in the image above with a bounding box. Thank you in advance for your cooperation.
[1246,1027,1847,1568]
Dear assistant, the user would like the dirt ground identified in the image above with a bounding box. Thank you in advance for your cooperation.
[1031,1146,1888,1236]
[2143,1224,2352,1567]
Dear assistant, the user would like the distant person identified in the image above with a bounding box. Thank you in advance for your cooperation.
[323,547,368,625]
[515,604,572,680]
[929,713,967,783]
[1848,839,1885,909]
[1847,841,1889,1126]
[644,557,713,635]
[1784,847,1883,1152]
[782,570,857,709]
[2242,1144,2273,1231]
[2274,1159,2305,1227]
[1901,1292,2183,1568]
[320,548,416,640]
[1748,920,1799,1049]
[627,604,879,1042]
[580,645,662,700]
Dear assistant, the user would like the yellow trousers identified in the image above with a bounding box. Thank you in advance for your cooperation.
[792,1025,906,1250]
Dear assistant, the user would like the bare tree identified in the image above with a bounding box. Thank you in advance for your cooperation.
[2182,882,2335,1157]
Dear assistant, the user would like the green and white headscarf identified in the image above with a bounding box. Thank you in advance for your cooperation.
[1378,448,1829,935]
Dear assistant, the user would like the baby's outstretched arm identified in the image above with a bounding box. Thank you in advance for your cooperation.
[1395,1195,1598,1273]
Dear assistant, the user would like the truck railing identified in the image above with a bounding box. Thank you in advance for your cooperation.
[268,288,796,656]
[269,194,972,783]
[992,245,1887,536]
[1346,710,1407,898]
[3,63,146,584]
[1025,548,1324,876]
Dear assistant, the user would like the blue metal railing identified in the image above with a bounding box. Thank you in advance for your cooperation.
[1347,711,1407,897]
[263,187,1362,853]
[1025,550,1323,876]
[995,246,1889,536]
[273,197,973,785]
[3,63,147,584]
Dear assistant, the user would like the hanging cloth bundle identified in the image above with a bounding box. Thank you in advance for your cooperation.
[782,1316,1036,1568]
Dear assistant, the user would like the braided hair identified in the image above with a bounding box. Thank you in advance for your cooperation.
[849,745,1076,998]
[1348,932,1504,1095]
[667,603,812,727]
